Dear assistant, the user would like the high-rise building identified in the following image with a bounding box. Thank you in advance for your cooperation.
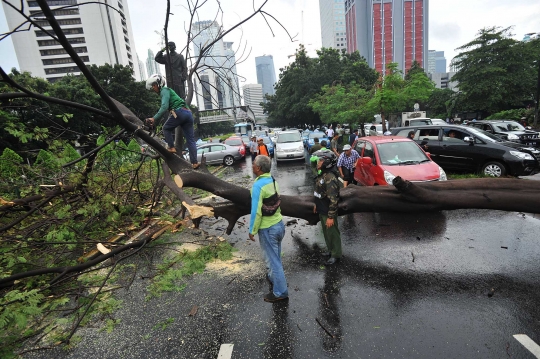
[319,0,347,50]
[2,0,141,82]
[137,57,146,80]
[146,49,161,77]
[428,50,446,74]
[242,84,265,119]
[429,72,457,90]
[255,55,277,99]
[191,20,241,111]
[345,0,429,74]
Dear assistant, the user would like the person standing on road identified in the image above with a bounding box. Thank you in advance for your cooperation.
[145,74,199,169]
[330,132,341,157]
[258,138,270,157]
[249,155,288,302]
[249,136,259,161]
[326,126,334,138]
[337,144,360,188]
[310,140,329,176]
[349,129,359,147]
[309,137,322,155]
[313,150,342,265]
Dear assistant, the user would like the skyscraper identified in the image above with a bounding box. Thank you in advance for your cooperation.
[427,50,446,74]
[2,0,141,82]
[345,0,429,74]
[319,0,347,49]
[255,55,277,99]
[191,20,241,111]
[145,49,161,77]
[137,57,146,80]
[242,84,265,119]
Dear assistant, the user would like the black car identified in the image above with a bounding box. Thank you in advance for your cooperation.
[391,125,540,177]
[468,120,540,147]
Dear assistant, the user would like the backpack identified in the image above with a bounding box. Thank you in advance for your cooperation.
[261,177,281,216]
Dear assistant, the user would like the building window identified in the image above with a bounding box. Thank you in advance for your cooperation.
[40,46,87,56]
[28,0,77,7]
[125,45,131,52]
[34,18,82,27]
[127,53,132,60]
[45,66,80,75]
[35,28,83,37]
[128,61,133,68]
[124,36,129,44]
[118,2,123,9]
[38,37,85,46]
[42,56,89,65]
[30,9,80,16]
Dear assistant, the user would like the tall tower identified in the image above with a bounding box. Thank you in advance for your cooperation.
[319,0,347,50]
[2,0,141,82]
[427,50,446,74]
[255,55,277,99]
[345,0,429,74]
[191,20,241,111]
[137,56,146,81]
[146,49,161,77]
[242,84,265,119]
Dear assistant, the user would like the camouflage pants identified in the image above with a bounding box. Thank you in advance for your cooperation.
[319,214,342,258]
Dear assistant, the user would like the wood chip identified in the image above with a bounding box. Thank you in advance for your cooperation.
[188,305,198,316]
[96,243,111,254]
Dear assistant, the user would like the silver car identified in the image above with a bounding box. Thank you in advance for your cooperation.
[275,130,305,161]
[185,143,244,166]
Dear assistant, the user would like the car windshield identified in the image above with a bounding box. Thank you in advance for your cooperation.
[466,127,504,143]
[224,139,242,146]
[493,122,525,132]
[309,132,325,139]
[376,141,429,165]
[277,133,301,143]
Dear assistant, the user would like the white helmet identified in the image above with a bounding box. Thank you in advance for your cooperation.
[146,74,166,90]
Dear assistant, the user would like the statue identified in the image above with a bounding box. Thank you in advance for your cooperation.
[155,41,187,99]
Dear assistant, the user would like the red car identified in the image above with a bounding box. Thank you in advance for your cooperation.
[223,136,246,157]
[353,136,447,186]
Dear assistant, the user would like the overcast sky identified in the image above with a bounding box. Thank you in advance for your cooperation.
[1,0,539,90]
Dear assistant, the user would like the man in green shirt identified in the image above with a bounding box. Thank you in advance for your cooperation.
[145,74,199,169]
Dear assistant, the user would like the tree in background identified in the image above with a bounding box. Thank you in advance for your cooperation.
[451,27,540,114]
[426,88,456,119]
[263,46,378,127]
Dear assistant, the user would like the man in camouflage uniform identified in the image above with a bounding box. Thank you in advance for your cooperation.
[312,150,342,265]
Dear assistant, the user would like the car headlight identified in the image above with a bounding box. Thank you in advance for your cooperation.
[384,170,396,185]
[439,166,447,181]
[507,134,519,140]
[510,151,534,160]
[276,146,281,151]
[297,145,304,151]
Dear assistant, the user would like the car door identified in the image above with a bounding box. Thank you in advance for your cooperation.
[413,127,443,164]
[355,140,377,185]
[196,146,210,163]
[438,127,479,171]
[205,145,224,164]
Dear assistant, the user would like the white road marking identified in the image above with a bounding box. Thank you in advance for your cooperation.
[217,343,234,359]
[514,334,540,358]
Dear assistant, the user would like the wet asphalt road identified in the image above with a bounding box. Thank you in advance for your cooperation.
[27,153,540,359]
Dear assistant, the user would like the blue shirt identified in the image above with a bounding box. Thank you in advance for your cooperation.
[249,173,282,234]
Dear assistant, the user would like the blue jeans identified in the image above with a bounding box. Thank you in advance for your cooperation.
[163,108,197,164]
[258,221,288,298]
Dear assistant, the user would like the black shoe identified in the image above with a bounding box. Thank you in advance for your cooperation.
[321,251,331,257]
[264,292,288,303]
[266,274,273,291]
[326,257,340,265]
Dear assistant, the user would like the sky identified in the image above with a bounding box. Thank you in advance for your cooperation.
[1,0,540,90]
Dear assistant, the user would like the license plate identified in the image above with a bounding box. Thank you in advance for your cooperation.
[286,154,294,158]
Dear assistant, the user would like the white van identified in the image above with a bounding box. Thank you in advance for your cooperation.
[275,130,305,161]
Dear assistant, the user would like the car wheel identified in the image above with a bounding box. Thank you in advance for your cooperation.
[481,161,506,177]
[223,155,235,166]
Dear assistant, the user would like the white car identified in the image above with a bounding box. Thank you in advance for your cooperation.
[275,130,305,161]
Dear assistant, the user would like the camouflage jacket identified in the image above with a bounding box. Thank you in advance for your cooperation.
[314,170,340,218]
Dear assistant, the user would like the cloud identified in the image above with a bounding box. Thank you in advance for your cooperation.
[431,23,462,42]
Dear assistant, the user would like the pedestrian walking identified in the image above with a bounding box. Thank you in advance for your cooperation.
[349,129,359,147]
[249,136,258,161]
[249,155,288,302]
[337,144,360,187]
[145,74,199,169]
[313,150,342,265]
[330,132,341,157]
[257,138,270,156]
[310,140,330,177]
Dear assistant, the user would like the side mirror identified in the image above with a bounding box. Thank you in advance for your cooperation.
[463,136,475,143]
[361,157,372,165]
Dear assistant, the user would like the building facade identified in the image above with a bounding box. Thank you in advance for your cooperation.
[242,84,265,119]
[145,49,161,77]
[255,55,277,99]
[191,20,241,111]
[345,0,428,74]
[3,0,141,82]
[319,0,347,50]
[427,50,446,74]
[137,57,146,80]
[429,72,457,90]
